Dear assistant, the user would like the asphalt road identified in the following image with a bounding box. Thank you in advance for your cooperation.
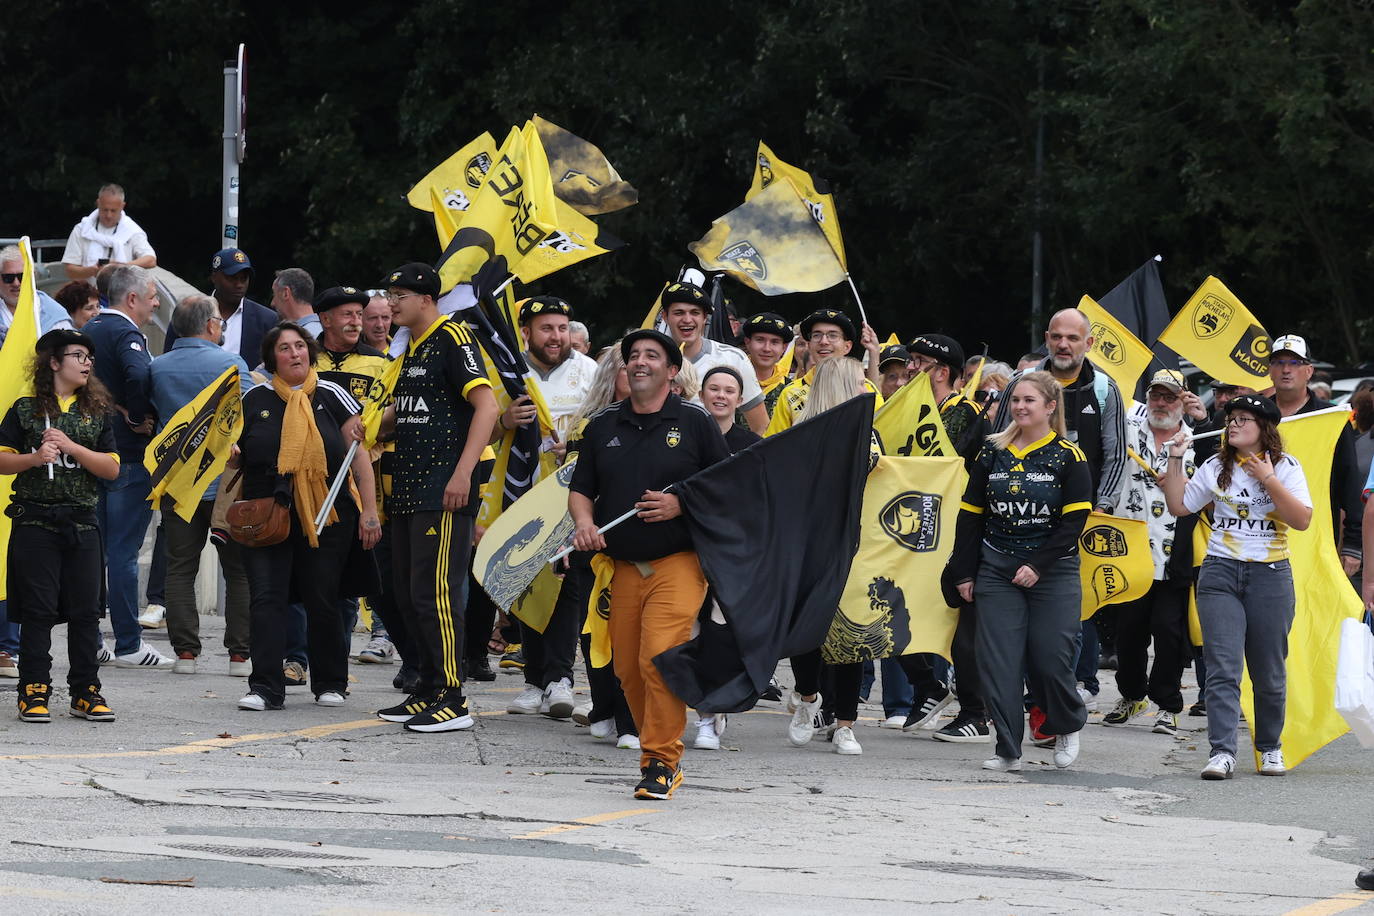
[0,615,1371,915]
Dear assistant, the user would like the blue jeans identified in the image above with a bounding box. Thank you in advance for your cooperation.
[0,599,18,655]
[880,657,914,718]
[97,461,153,656]
[1074,619,1101,695]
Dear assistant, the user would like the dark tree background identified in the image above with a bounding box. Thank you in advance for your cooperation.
[6,0,1373,362]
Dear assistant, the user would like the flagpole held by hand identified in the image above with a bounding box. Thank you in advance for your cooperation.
[1185,404,1350,443]
[315,440,359,534]
[548,485,674,565]
[43,413,54,480]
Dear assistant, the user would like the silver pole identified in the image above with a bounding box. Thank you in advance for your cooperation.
[222,62,240,249]
[548,504,640,565]
[315,440,359,534]
[1185,405,1350,443]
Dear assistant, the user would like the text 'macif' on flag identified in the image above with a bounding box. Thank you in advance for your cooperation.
[1076,512,1152,621]
[144,365,244,522]
[1158,276,1272,387]
[532,114,638,216]
[0,237,39,602]
[1239,408,1363,771]
[688,178,847,297]
[746,140,847,270]
[1078,295,1155,399]
[654,394,875,713]
[406,132,498,213]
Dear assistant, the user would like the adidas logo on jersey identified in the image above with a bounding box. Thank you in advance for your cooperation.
[606,436,621,447]
[425,527,437,536]
[1081,403,1096,414]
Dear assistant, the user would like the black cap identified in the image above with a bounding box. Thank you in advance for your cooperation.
[36,328,93,354]
[799,309,856,343]
[313,285,370,314]
[879,344,910,368]
[742,312,794,343]
[1224,393,1281,424]
[381,263,440,298]
[660,281,713,313]
[518,296,573,324]
[906,334,965,372]
[620,329,682,369]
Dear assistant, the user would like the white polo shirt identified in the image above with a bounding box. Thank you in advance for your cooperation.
[528,348,598,438]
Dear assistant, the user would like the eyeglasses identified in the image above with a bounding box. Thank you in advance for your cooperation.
[385,292,418,305]
[0,273,22,284]
[1226,416,1254,428]
[61,351,94,364]
[907,356,937,373]
[1147,390,1180,403]
[809,331,844,343]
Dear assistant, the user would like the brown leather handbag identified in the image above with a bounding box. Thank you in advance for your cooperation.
[226,496,290,547]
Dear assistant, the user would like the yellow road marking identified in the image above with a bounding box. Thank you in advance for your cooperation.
[1284,892,1374,916]
[513,807,658,840]
[0,718,386,761]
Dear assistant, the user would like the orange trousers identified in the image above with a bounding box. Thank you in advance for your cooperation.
[608,551,708,771]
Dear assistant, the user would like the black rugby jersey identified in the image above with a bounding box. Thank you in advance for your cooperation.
[387,316,491,516]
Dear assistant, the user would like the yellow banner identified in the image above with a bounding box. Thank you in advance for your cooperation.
[1158,276,1272,387]
[746,140,847,270]
[583,552,615,668]
[823,456,966,663]
[1077,512,1153,620]
[1240,409,1362,770]
[873,372,956,458]
[689,178,846,297]
[0,238,39,601]
[406,132,498,212]
[1079,295,1155,396]
[532,115,638,216]
[144,366,244,522]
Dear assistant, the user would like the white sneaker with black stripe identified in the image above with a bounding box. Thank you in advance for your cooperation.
[114,642,174,669]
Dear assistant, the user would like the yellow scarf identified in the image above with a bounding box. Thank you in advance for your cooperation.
[271,369,334,547]
[757,341,796,396]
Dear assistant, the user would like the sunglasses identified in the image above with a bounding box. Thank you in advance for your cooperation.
[0,273,22,284]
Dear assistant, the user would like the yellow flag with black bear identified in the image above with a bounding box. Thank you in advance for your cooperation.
[873,372,956,458]
[1158,276,1272,387]
[824,456,966,663]
[144,366,243,522]
[1078,295,1155,398]
[1077,512,1153,621]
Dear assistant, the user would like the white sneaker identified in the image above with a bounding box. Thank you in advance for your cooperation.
[1201,752,1236,780]
[1076,684,1098,712]
[238,693,267,711]
[1054,730,1081,768]
[1259,749,1286,776]
[694,717,720,750]
[542,678,574,719]
[357,636,395,664]
[881,714,906,728]
[616,734,640,750]
[507,685,544,714]
[833,725,862,755]
[982,755,1022,772]
[787,693,823,746]
[589,718,616,740]
[572,702,593,726]
[96,642,115,665]
[316,691,346,707]
[137,604,166,629]
[172,655,197,675]
[114,642,174,669]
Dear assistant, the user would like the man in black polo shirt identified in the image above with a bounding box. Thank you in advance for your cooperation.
[570,329,730,799]
[373,263,499,733]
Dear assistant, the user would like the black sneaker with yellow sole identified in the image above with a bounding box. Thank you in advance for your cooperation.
[499,645,525,671]
[18,683,51,723]
[402,688,474,733]
[634,759,683,800]
[70,686,115,722]
[377,691,435,724]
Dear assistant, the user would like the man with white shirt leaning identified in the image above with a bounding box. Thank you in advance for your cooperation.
[60,184,157,283]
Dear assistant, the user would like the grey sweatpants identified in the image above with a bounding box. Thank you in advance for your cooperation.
[975,548,1088,760]
[1196,556,1295,758]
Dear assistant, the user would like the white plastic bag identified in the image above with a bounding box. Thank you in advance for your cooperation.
[1335,614,1374,749]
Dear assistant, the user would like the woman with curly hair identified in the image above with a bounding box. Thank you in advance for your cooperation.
[0,329,121,722]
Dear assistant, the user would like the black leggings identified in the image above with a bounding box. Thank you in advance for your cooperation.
[790,649,862,722]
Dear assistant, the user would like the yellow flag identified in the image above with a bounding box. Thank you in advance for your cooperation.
[1239,409,1362,770]
[1079,295,1154,396]
[406,132,498,212]
[873,372,956,457]
[143,366,243,522]
[639,283,669,330]
[583,553,615,668]
[360,354,404,449]
[429,187,459,249]
[0,238,39,601]
[824,456,966,663]
[532,114,638,215]
[746,141,847,270]
[883,333,899,347]
[1077,512,1153,620]
[689,178,846,297]
[1159,276,1272,387]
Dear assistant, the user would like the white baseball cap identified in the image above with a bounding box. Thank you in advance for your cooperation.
[1271,334,1310,361]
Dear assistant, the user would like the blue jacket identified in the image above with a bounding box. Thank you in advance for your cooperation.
[164,296,278,366]
[84,308,154,460]
[150,338,252,502]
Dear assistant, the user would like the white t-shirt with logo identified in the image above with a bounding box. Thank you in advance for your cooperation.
[1183,452,1311,562]
[529,348,597,439]
[689,338,764,411]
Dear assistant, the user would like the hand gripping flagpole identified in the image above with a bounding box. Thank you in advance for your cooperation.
[1184,404,1349,443]
[548,485,676,565]
[314,439,359,535]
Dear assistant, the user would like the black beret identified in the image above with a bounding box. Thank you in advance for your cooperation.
[518,296,573,324]
[906,334,965,372]
[620,329,682,369]
[742,312,794,343]
[313,285,370,314]
[380,262,440,298]
[799,309,856,343]
[879,344,910,368]
[1224,393,1281,424]
[660,281,713,313]
[36,328,93,354]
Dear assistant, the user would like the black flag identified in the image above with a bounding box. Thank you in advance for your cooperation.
[654,394,875,713]
[1099,256,1178,383]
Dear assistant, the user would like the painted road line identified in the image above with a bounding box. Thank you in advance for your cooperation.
[1284,892,1374,916]
[513,808,659,840]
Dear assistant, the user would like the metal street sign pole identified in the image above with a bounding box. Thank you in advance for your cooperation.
[221,44,246,249]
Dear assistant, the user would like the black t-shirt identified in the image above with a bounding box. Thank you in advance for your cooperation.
[387,317,492,516]
[723,422,761,455]
[0,395,117,529]
[570,394,731,562]
[239,380,360,504]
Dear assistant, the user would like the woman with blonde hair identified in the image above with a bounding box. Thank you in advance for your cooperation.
[946,370,1092,771]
